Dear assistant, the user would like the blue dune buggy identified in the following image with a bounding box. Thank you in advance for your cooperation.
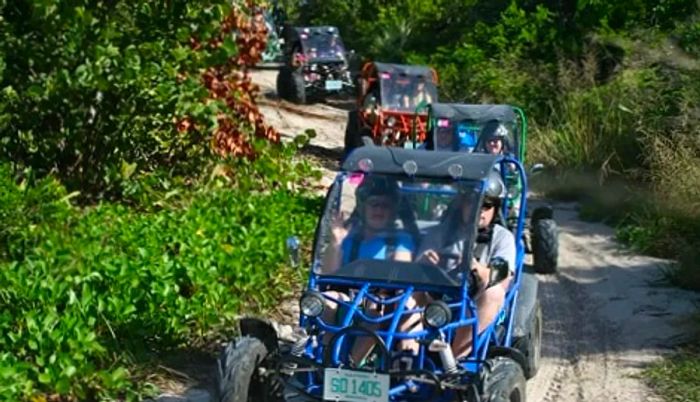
[217,146,542,402]
[420,103,559,274]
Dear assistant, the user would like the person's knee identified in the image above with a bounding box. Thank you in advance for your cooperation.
[323,291,350,305]
[322,291,351,320]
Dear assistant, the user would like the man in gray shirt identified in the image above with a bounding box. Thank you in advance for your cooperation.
[416,170,516,358]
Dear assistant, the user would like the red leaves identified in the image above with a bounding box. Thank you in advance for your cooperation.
[179,1,279,159]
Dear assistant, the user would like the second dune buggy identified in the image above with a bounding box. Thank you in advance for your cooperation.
[217,146,542,402]
[343,62,439,158]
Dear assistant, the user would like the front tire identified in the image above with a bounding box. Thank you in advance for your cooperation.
[217,336,269,402]
[482,357,526,402]
[532,219,559,274]
[513,300,542,379]
[277,65,306,104]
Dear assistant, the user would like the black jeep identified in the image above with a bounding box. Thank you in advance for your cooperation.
[276,26,355,104]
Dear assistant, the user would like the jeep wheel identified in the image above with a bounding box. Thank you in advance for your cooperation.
[217,336,270,402]
[482,357,526,402]
[275,68,287,100]
[277,65,306,104]
[532,218,559,274]
[513,300,542,379]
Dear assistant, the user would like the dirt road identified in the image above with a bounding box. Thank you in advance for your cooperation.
[154,68,700,402]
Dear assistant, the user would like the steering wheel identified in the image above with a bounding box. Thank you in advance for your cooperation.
[435,250,481,295]
[437,250,461,263]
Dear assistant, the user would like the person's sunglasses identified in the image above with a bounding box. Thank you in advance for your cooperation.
[481,202,496,210]
[367,200,392,209]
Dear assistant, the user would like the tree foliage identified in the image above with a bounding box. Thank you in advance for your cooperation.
[0,0,280,201]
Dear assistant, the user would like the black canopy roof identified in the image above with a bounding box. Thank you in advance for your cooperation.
[429,103,517,124]
[341,146,501,181]
[373,62,436,81]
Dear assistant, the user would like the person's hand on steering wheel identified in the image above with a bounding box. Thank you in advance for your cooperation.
[417,249,463,266]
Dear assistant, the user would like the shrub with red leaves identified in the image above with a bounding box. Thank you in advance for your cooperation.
[182,1,279,159]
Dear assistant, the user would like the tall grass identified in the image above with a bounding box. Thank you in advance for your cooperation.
[528,50,700,291]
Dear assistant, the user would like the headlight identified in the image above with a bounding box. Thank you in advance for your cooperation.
[424,301,452,328]
[385,116,397,127]
[299,291,325,317]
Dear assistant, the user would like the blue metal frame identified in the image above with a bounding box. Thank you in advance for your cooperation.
[293,155,528,402]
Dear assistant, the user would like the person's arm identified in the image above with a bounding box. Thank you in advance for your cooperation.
[490,227,516,273]
[471,226,516,288]
[319,213,351,274]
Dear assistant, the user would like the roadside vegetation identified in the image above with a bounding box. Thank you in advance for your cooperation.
[645,342,700,401]
[1,0,322,400]
[3,0,699,400]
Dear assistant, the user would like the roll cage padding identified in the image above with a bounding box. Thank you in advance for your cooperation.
[341,147,501,181]
[369,62,439,84]
[428,103,516,124]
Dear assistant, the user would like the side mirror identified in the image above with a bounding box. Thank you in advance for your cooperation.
[286,236,300,268]
[487,257,509,287]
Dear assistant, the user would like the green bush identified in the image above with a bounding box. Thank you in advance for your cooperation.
[675,20,700,56]
[645,342,700,402]
[0,162,323,400]
[0,0,237,199]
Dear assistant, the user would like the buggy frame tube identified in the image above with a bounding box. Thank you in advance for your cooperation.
[513,106,528,163]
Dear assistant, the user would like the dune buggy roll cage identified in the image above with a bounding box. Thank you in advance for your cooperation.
[282,148,529,399]
[418,103,529,162]
[357,62,439,146]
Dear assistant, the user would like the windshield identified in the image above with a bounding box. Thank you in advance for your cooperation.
[299,31,346,62]
[432,118,518,155]
[379,72,438,112]
[313,172,481,288]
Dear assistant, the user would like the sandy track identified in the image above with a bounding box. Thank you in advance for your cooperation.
[153,68,700,402]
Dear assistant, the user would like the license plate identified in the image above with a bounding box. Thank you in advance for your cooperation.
[325,80,343,91]
[323,368,390,402]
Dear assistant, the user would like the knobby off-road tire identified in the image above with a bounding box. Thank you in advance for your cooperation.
[482,357,527,402]
[513,300,542,379]
[532,218,559,274]
[217,336,269,402]
[277,65,306,104]
[275,68,288,101]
